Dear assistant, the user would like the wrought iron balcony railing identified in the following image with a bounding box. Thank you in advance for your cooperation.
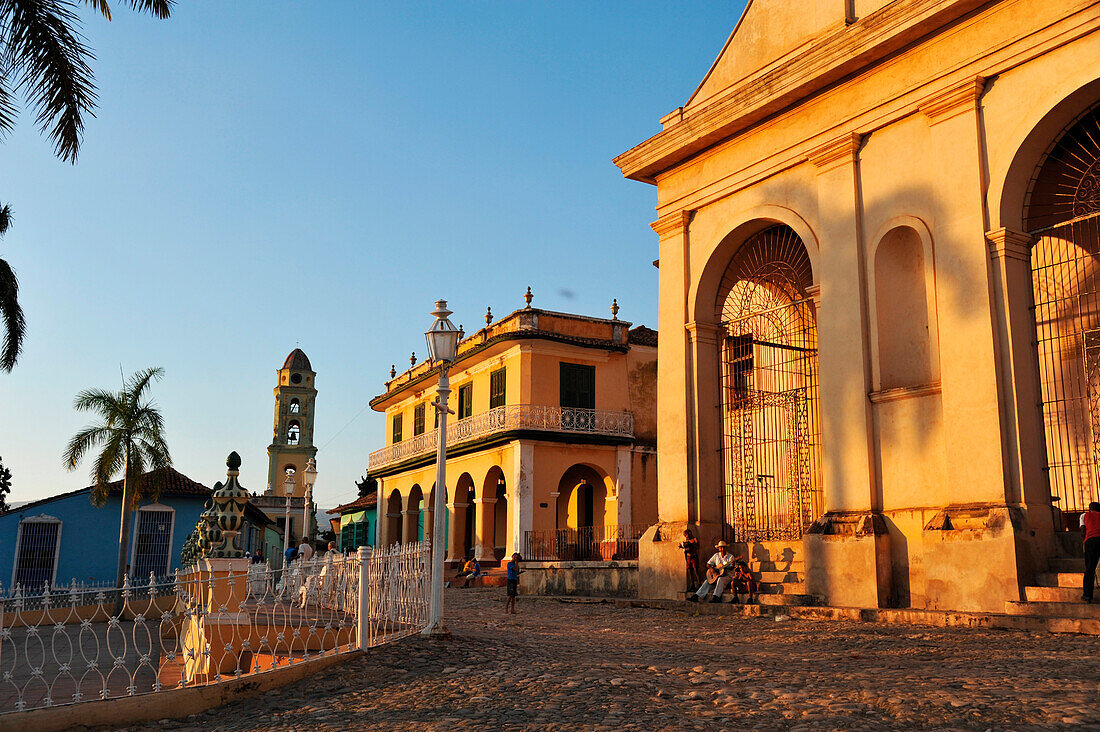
[368,405,634,471]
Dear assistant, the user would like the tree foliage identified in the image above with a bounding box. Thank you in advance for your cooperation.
[0,205,23,371]
[0,456,12,512]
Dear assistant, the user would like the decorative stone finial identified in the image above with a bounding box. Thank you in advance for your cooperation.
[389,364,396,379]
[197,498,218,558]
[410,351,416,366]
[611,299,619,320]
[485,306,493,326]
[524,286,533,309]
[459,325,465,340]
[209,452,250,559]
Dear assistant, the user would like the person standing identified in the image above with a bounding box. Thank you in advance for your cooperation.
[1082,502,1100,603]
[504,552,521,614]
[284,538,298,567]
[679,529,701,591]
[298,536,314,562]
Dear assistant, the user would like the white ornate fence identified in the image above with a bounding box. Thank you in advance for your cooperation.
[0,541,431,715]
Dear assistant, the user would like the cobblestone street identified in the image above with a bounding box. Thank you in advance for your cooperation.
[130,589,1100,731]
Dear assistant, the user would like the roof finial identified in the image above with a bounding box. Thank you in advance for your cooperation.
[524,286,533,309]
[485,306,493,326]
[611,298,620,320]
[410,351,416,366]
[459,325,465,340]
[389,364,396,379]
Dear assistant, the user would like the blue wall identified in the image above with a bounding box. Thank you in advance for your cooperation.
[0,490,207,590]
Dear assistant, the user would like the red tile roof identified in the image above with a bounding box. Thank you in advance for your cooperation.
[334,492,377,514]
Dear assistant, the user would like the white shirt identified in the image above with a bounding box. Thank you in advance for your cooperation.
[707,552,735,570]
[299,542,314,561]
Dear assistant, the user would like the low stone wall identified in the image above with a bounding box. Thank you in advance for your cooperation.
[519,560,638,598]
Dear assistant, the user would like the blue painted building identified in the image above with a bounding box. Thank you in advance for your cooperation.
[334,492,377,552]
[0,467,274,591]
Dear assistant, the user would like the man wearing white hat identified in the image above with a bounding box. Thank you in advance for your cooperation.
[687,540,735,603]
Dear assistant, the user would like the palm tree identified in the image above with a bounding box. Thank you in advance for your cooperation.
[0,2,173,372]
[0,204,23,371]
[0,1,173,163]
[64,366,171,591]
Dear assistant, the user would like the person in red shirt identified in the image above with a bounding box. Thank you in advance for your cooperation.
[1081,502,1100,603]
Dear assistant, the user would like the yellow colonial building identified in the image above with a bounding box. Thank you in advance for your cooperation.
[616,0,1100,613]
[366,297,657,565]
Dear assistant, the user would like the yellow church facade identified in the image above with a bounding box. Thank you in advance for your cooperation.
[616,0,1100,611]
[366,300,657,564]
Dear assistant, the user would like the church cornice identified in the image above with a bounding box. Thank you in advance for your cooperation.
[614,0,990,183]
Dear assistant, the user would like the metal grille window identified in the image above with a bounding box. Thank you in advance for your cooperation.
[289,398,300,414]
[457,383,473,420]
[132,508,174,579]
[392,413,403,443]
[413,404,425,436]
[490,368,507,408]
[13,517,61,591]
[287,421,300,445]
[560,363,595,409]
[717,224,823,542]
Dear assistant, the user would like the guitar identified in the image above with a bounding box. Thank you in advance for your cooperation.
[705,564,730,584]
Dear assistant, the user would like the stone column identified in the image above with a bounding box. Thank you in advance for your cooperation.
[803,132,892,609]
[510,442,534,557]
[473,497,497,560]
[614,445,633,526]
[446,501,465,562]
[401,509,418,544]
[915,78,1025,612]
[374,477,387,547]
[685,320,724,535]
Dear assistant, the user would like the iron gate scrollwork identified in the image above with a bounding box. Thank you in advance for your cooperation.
[718,225,823,542]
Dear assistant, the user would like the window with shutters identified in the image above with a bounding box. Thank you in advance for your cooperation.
[392,413,403,443]
[457,383,473,420]
[13,516,61,590]
[413,403,426,436]
[560,363,595,409]
[490,368,506,408]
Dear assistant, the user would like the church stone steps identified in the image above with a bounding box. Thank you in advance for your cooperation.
[741,541,804,565]
[992,614,1100,635]
[748,561,804,574]
[1047,557,1086,573]
[1036,572,1090,588]
[1005,600,1100,618]
[754,570,802,583]
[1024,585,1090,603]
[758,581,806,594]
[756,593,814,606]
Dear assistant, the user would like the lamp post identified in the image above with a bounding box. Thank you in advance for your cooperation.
[303,458,317,549]
[283,471,295,565]
[423,299,460,637]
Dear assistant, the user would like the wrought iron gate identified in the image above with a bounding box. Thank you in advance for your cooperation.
[718,225,823,542]
[1031,213,1100,519]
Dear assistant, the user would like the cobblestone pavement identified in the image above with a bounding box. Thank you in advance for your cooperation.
[128,589,1100,731]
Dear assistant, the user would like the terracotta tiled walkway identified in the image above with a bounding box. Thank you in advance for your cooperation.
[125,588,1100,730]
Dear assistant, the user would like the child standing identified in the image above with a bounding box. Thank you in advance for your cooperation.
[679,529,701,591]
[505,552,521,614]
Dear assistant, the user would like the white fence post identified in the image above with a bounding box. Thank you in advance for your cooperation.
[357,546,370,650]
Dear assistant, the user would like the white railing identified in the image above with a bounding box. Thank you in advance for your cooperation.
[368,404,635,470]
[0,541,431,716]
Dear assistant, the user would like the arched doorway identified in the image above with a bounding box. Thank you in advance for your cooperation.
[555,465,610,560]
[481,467,508,562]
[405,484,423,543]
[1027,102,1100,526]
[716,223,822,542]
[385,489,402,547]
[454,473,476,560]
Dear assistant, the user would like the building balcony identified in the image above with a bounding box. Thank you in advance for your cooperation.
[367,405,634,473]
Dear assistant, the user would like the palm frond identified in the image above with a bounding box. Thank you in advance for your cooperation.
[63,423,109,470]
[0,204,11,235]
[0,256,26,371]
[125,366,163,403]
[72,386,121,415]
[123,0,171,19]
[0,76,17,140]
[5,0,98,163]
[126,449,146,508]
[89,433,123,505]
[81,0,111,20]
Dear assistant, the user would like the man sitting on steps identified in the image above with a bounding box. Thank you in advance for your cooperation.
[687,541,736,603]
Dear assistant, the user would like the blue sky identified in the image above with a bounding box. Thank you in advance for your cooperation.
[0,1,746,510]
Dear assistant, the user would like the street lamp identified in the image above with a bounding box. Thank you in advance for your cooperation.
[303,458,318,550]
[283,471,295,565]
[424,299,460,637]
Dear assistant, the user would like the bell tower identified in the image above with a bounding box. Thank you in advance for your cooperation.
[266,348,317,497]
